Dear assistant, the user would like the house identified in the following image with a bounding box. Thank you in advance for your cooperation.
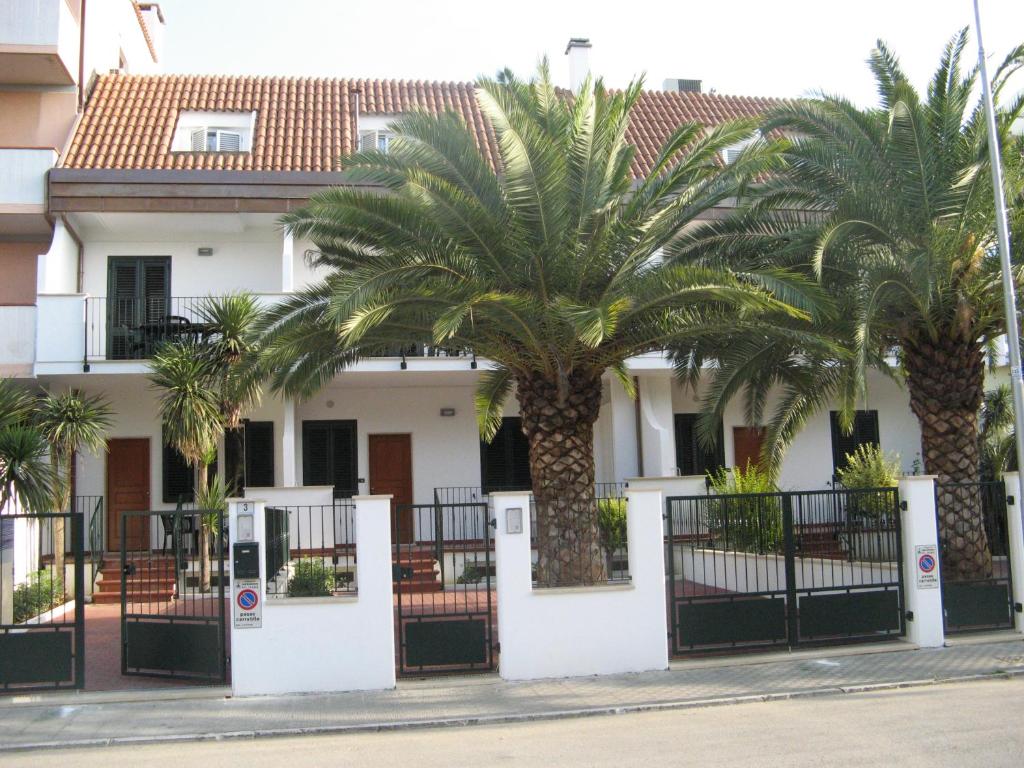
[0,15,940,560]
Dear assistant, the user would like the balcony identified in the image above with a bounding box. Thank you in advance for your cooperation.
[83,295,476,365]
[0,147,58,236]
[0,0,80,85]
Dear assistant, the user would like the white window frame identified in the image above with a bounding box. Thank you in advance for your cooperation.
[172,111,256,153]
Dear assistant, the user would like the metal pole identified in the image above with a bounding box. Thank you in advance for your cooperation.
[973,0,1024,514]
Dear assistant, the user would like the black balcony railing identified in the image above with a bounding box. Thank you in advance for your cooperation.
[85,296,214,361]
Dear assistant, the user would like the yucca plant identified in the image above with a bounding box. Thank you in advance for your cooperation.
[258,65,816,586]
[676,31,1024,578]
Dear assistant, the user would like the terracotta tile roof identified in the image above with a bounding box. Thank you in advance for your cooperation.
[131,2,159,63]
[62,73,779,177]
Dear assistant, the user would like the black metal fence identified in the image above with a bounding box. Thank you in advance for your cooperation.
[263,502,357,598]
[935,481,1015,633]
[0,509,84,691]
[120,508,227,682]
[394,502,494,675]
[666,487,904,655]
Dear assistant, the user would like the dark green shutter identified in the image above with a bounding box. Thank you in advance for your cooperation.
[162,425,195,503]
[302,420,357,498]
[245,421,275,488]
[480,417,531,493]
[674,414,725,476]
[224,427,245,496]
[830,410,880,472]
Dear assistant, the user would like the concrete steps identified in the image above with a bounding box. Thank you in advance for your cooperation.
[93,554,177,604]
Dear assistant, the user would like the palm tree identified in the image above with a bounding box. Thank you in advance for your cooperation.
[258,66,815,586]
[149,294,262,591]
[34,389,112,587]
[675,31,1024,579]
[0,378,54,516]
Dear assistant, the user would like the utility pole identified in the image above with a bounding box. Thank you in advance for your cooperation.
[973,0,1024,514]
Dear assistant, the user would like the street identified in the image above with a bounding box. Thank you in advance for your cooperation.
[5,677,1022,767]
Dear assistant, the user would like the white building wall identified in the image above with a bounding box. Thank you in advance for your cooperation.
[671,368,922,490]
[296,383,488,502]
[81,235,282,298]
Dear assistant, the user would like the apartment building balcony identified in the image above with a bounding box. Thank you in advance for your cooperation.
[0,0,81,85]
[0,147,58,236]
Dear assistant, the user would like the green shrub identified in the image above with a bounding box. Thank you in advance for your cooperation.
[286,559,333,597]
[837,444,900,489]
[837,444,900,522]
[597,497,628,557]
[706,463,783,553]
[456,564,484,585]
[13,569,65,623]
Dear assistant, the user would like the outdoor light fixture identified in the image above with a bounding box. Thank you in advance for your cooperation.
[439,407,456,417]
[197,247,214,256]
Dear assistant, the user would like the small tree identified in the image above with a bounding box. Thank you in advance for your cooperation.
[34,390,112,590]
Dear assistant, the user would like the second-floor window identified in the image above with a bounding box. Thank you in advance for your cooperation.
[171,111,255,153]
[358,129,395,153]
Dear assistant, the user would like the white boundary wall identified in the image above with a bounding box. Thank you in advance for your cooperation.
[228,495,395,696]
[493,489,669,681]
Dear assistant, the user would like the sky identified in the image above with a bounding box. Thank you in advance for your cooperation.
[157,0,1024,106]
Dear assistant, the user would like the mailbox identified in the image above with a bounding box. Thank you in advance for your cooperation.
[233,542,260,579]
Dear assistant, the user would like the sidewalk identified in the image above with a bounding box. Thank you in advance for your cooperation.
[1,636,1022,752]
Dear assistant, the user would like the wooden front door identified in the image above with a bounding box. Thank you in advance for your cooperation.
[107,438,151,551]
[369,434,413,544]
[733,427,766,472]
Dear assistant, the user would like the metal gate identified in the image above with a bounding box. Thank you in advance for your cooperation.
[0,510,85,691]
[666,488,905,655]
[935,481,1016,633]
[394,502,495,676]
[120,509,227,682]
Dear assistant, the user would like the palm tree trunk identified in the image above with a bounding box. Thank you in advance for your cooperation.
[517,371,606,587]
[903,332,992,579]
[52,452,70,600]
[197,463,211,593]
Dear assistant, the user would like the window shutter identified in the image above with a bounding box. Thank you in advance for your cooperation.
[480,417,531,493]
[141,258,169,322]
[163,425,195,503]
[303,422,331,487]
[217,131,241,152]
[358,130,377,152]
[303,421,357,498]
[190,128,206,151]
[244,421,275,488]
[330,421,357,497]
[830,410,880,472]
[674,414,724,476]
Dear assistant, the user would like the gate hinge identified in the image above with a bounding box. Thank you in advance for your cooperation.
[495,642,501,653]
[489,518,497,528]
[1007,496,1015,506]
[1015,603,1023,614]
[905,610,914,622]
[899,500,908,511]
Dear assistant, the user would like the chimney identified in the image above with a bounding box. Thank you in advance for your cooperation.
[565,38,592,92]
[137,3,166,65]
[662,78,702,94]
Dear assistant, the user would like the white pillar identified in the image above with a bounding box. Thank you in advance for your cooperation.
[281,230,294,292]
[493,489,669,680]
[638,376,676,477]
[282,398,296,486]
[609,376,639,480]
[1003,472,1024,634]
[228,496,396,696]
[898,475,945,648]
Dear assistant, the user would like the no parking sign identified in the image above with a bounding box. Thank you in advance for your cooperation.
[915,544,939,589]
[233,580,262,628]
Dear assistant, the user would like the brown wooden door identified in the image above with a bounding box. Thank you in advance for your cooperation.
[733,427,766,472]
[369,434,413,544]
[107,438,151,552]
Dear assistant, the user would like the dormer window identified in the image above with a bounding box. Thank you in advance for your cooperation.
[172,110,256,153]
[721,135,758,165]
[358,129,395,153]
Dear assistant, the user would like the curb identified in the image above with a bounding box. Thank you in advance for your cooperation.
[3,668,1022,754]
